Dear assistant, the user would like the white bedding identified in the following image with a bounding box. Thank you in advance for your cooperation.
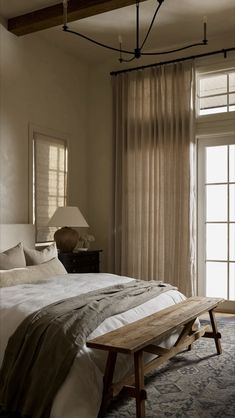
[0,273,186,418]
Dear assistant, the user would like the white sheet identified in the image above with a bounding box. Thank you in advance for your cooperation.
[0,273,186,418]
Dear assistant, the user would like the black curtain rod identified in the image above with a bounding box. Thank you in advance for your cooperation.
[110,47,235,76]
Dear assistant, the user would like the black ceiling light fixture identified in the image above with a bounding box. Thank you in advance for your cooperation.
[62,0,208,63]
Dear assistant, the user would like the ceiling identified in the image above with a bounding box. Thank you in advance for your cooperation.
[0,0,235,67]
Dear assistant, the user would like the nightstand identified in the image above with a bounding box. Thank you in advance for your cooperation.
[58,250,102,273]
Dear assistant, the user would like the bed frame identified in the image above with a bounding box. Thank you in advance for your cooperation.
[87,296,223,418]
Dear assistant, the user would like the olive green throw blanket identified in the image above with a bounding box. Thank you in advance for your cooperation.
[0,280,175,418]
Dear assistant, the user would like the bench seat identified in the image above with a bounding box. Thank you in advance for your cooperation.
[87,296,224,418]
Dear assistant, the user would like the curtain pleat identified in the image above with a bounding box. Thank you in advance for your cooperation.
[112,61,196,297]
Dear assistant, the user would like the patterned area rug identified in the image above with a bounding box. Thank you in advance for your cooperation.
[0,316,234,418]
[105,316,235,418]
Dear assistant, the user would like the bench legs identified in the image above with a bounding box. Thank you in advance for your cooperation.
[209,309,222,354]
[134,351,145,418]
[98,350,147,418]
[202,309,222,355]
[98,352,117,418]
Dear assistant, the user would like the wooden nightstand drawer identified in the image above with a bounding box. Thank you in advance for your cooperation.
[58,250,102,273]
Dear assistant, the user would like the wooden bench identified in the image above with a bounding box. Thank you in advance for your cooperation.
[87,296,224,418]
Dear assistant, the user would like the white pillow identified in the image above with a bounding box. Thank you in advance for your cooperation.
[0,243,26,270]
[24,242,58,266]
[0,257,67,288]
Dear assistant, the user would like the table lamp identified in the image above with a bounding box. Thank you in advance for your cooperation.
[48,206,89,252]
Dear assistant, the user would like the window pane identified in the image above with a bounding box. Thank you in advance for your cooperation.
[229,145,235,182]
[49,145,58,169]
[206,185,227,221]
[230,224,235,261]
[229,92,235,111]
[200,107,227,115]
[34,135,67,242]
[206,224,227,260]
[200,95,227,115]
[199,72,235,115]
[229,93,235,106]
[206,146,227,183]
[206,262,227,298]
[229,263,235,300]
[229,72,235,90]
[230,185,235,221]
[200,74,227,97]
[59,148,65,170]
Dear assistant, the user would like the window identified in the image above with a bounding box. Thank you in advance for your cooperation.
[198,136,235,302]
[197,69,235,115]
[30,127,68,243]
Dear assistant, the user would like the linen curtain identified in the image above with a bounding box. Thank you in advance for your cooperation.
[112,61,196,297]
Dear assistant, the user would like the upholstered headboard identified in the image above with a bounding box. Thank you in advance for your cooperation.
[0,224,35,251]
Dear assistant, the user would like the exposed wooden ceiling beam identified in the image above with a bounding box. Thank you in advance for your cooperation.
[8,0,148,36]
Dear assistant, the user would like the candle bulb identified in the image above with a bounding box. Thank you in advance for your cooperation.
[203,15,207,43]
[63,0,68,29]
[118,35,123,63]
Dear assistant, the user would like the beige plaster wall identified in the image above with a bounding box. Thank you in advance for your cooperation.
[86,68,113,272]
[0,24,89,225]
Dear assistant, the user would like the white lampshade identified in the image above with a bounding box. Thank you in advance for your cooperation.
[48,206,88,252]
[48,206,89,227]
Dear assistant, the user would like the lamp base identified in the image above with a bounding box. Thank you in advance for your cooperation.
[54,227,78,252]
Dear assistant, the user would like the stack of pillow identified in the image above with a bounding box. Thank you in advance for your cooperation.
[0,243,67,287]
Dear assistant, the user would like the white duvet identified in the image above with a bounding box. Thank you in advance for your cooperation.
[0,273,185,418]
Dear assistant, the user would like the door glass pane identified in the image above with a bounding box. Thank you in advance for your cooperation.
[230,224,235,261]
[229,263,235,300]
[230,185,235,221]
[229,72,235,90]
[230,145,235,182]
[206,224,227,260]
[229,93,235,106]
[206,146,227,183]
[206,185,227,221]
[206,262,227,298]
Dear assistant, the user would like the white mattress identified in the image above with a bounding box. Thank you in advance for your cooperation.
[0,273,186,418]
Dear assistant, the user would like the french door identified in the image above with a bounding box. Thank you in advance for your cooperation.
[198,134,235,311]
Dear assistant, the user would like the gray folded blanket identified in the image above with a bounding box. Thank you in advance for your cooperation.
[0,279,175,418]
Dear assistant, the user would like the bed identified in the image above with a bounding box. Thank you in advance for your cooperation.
[0,224,190,418]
